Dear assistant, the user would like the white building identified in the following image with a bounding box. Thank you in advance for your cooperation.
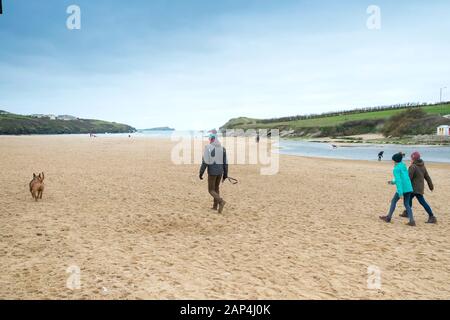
[437,125,450,136]
[31,114,57,119]
[57,115,78,121]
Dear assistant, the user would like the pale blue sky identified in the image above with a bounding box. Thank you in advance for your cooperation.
[1,0,449,130]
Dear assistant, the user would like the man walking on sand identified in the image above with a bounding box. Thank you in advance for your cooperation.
[199,131,228,213]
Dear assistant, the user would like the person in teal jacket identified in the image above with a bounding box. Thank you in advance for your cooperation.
[380,152,416,226]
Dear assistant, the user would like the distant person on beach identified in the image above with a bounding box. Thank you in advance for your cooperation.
[400,152,437,224]
[199,131,228,213]
[256,132,260,143]
[378,151,384,161]
[380,152,416,226]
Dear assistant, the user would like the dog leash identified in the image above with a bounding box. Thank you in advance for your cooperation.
[226,177,239,185]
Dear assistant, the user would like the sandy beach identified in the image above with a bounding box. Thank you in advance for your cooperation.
[1,135,450,300]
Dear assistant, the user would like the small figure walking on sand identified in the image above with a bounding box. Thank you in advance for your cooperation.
[400,152,437,224]
[378,151,384,161]
[199,130,228,213]
[380,152,416,226]
[256,131,260,144]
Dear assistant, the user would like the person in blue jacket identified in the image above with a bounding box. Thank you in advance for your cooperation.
[379,152,416,226]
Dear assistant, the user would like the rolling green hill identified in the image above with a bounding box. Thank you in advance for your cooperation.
[0,111,136,135]
[221,102,450,137]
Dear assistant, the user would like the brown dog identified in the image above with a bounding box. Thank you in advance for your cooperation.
[29,173,38,193]
[30,172,45,201]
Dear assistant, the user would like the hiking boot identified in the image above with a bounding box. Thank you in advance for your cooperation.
[426,216,437,224]
[406,221,416,227]
[399,211,409,218]
[379,216,391,223]
[218,200,226,214]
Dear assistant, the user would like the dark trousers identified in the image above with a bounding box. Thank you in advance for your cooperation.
[387,192,414,223]
[409,193,434,217]
[208,175,223,207]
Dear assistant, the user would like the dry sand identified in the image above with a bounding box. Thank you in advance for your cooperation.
[1,135,449,300]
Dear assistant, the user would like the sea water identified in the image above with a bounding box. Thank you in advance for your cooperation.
[98,131,450,164]
[278,140,450,164]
